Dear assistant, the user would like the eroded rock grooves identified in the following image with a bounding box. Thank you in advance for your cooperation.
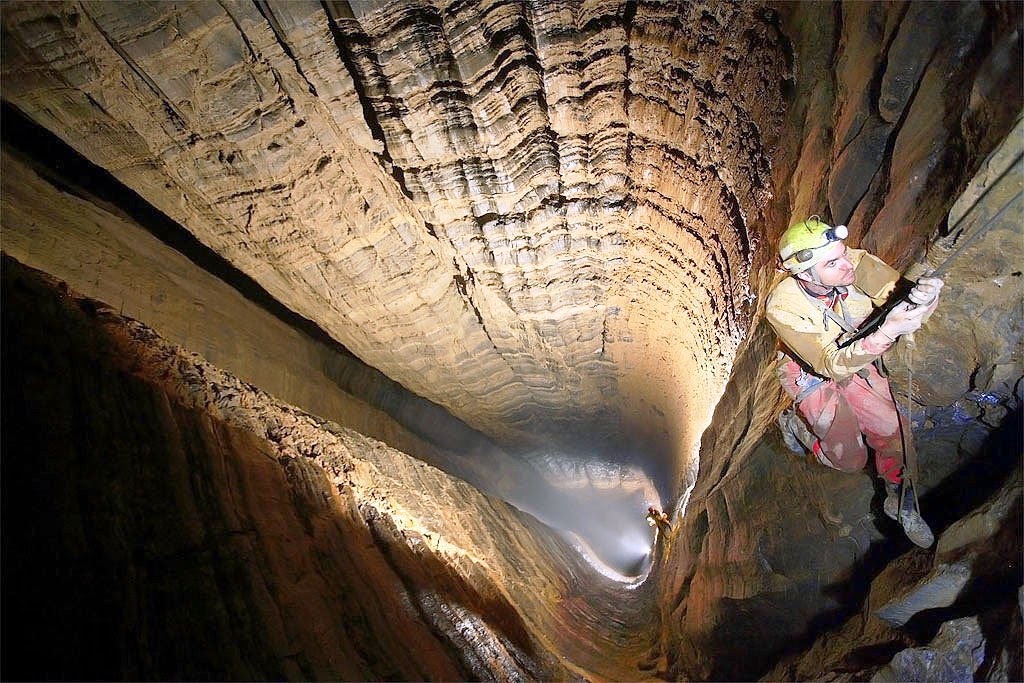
[0,0,789,489]
[2,257,656,681]
[653,2,1023,679]
[2,0,1022,681]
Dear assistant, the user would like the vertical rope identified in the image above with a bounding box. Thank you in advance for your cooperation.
[896,339,922,518]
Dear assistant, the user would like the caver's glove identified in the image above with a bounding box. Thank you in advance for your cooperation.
[880,277,943,339]
[907,276,944,306]
[880,301,929,338]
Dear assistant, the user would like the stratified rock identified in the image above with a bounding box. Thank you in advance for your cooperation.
[876,561,971,627]
[0,1,1021,681]
[1,257,658,681]
[1,128,664,575]
[0,0,791,480]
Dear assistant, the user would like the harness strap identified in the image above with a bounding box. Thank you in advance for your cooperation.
[795,376,826,402]
[797,282,886,380]
[797,284,858,334]
[837,293,855,331]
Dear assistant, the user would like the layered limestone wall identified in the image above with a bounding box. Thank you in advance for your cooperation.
[0,0,792,490]
[0,118,662,577]
[2,257,658,681]
[1,1,1021,681]
[0,132,505,488]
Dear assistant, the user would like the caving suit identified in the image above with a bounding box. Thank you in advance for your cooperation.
[765,249,911,484]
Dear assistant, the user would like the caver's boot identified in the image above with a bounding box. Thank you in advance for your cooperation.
[885,481,934,548]
[778,407,816,455]
[883,482,900,521]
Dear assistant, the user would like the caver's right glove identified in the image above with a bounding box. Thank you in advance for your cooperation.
[880,299,932,338]
[907,276,944,306]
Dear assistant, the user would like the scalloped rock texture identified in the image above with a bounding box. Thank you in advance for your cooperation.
[2,257,657,681]
[0,0,791,487]
[1,1,1022,681]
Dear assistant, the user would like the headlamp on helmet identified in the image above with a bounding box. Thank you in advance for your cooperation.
[778,216,849,274]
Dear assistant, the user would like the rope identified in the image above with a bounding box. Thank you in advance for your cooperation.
[893,169,1022,516]
[898,340,922,518]
[838,186,1023,350]
[929,188,1023,279]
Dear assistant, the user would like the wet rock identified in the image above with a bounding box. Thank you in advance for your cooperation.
[877,4,955,124]
[871,617,985,683]
[828,116,893,225]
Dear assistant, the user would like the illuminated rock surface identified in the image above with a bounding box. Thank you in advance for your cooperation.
[1,1,1021,680]
[2,259,653,681]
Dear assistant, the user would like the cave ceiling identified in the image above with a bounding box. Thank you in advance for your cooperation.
[0,0,790,488]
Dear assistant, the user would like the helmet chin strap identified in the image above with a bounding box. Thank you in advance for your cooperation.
[797,267,823,286]
[796,268,840,297]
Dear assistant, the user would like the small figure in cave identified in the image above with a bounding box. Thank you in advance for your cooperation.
[767,216,943,548]
[646,506,672,535]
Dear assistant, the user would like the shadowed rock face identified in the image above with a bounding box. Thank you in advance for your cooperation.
[1,1,1022,681]
[652,3,1023,679]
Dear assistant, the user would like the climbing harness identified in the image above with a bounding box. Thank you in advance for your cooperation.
[795,283,881,388]
[776,162,1020,544]
[794,372,826,403]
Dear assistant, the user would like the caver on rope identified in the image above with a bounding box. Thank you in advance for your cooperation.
[766,216,942,548]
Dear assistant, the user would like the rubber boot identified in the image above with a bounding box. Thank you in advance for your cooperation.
[883,482,900,521]
[893,481,934,548]
[778,407,816,455]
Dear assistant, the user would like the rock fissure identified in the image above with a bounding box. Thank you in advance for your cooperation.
[320,1,413,199]
[77,4,191,133]
[252,1,320,98]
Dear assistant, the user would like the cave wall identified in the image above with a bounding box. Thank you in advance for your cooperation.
[0,119,583,523]
[0,138,481,480]
[656,2,1023,680]
[0,0,793,490]
[0,119,665,576]
[1,1,1022,681]
[1,257,658,681]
